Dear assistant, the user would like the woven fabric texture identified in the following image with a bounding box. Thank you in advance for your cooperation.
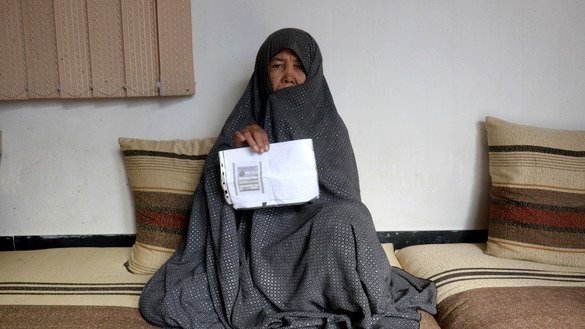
[395,243,585,329]
[119,137,215,274]
[485,116,585,267]
[0,247,150,307]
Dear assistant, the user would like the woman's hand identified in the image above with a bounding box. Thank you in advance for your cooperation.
[233,124,270,153]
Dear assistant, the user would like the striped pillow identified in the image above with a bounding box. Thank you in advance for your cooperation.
[119,137,216,274]
[485,116,585,267]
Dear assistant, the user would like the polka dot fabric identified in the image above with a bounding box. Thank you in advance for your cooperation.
[139,28,436,328]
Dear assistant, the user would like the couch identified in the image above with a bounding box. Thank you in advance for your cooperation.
[0,244,442,328]
[394,116,585,328]
[1,116,583,328]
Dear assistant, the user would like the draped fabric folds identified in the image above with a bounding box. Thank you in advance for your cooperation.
[140,28,436,329]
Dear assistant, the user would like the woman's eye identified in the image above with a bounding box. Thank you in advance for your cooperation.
[295,65,305,71]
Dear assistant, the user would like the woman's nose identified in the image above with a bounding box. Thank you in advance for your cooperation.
[282,66,296,83]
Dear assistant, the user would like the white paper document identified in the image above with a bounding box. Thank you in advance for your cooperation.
[219,139,319,209]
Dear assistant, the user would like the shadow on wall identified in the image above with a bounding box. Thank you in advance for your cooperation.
[466,121,491,229]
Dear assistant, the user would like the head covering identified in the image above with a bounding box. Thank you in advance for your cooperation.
[140,28,436,328]
[216,28,361,204]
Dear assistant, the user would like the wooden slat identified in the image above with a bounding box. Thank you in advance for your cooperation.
[23,0,59,99]
[1,0,193,100]
[157,0,195,96]
[88,0,125,98]
[55,0,92,98]
[121,0,159,97]
[0,0,27,100]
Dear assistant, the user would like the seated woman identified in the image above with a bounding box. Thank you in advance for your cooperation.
[140,28,436,329]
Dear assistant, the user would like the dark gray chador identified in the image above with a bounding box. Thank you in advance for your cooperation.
[140,28,436,329]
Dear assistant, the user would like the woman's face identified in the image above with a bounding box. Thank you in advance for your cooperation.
[268,49,306,92]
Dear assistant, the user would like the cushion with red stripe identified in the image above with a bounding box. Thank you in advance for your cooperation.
[119,137,215,274]
[485,117,585,267]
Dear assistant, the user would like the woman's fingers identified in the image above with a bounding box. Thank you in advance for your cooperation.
[233,131,246,148]
[233,125,269,153]
[253,128,269,153]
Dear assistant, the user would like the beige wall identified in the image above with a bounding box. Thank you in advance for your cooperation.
[1,0,585,235]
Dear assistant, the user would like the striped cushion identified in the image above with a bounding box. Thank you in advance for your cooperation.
[395,243,585,304]
[119,137,215,274]
[485,116,585,267]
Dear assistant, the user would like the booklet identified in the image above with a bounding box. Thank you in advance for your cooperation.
[219,139,319,209]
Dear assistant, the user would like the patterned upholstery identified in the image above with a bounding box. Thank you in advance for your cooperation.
[119,137,215,274]
[485,116,585,267]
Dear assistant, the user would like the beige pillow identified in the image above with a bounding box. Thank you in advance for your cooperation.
[119,137,215,274]
[381,243,403,268]
[485,116,585,267]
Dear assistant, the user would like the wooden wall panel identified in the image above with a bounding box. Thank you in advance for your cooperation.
[122,0,159,97]
[55,0,92,98]
[88,0,125,98]
[0,0,194,101]
[0,0,27,100]
[23,0,59,99]
[157,0,195,96]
